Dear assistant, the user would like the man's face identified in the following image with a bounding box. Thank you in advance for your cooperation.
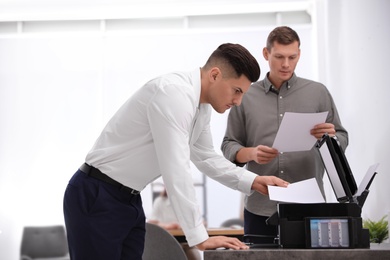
[263,41,300,87]
[209,73,251,114]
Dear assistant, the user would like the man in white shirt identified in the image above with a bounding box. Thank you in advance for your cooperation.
[63,43,289,260]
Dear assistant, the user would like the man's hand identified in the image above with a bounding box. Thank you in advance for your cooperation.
[311,123,336,139]
[251,145,279,164]
[196,236,249,251]
[251,176,289,195]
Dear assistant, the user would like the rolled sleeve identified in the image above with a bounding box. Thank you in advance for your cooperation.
[185,225,209,247]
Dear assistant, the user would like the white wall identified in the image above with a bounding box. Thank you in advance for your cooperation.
[0,0,389,259]
[321,0,390,221]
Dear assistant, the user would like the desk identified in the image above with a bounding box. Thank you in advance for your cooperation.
[169,228,244,243]
[203,243,390,260]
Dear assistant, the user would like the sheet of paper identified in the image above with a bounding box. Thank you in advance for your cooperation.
[268,178,325,203]
[272,112,328,152]
[357,163,380,196]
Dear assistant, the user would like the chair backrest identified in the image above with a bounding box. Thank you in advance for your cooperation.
[143,223,187,260]
[20,225,69,258]
[220,218,244,228]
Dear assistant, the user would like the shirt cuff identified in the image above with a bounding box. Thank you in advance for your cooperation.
[237,170,257,195]
[185,225,209,247]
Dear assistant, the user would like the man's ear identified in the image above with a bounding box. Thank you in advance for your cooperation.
[263,47,269,61]
[210,67,220,82]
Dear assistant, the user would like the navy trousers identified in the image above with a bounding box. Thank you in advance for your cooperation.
[244,208,278,236]
[63,170,145,260]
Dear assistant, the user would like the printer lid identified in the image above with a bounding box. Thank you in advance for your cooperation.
[316,134,358,203]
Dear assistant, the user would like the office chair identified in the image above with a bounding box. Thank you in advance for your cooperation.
[220,218,244,228]
[20,225,70,260]
[143,223,187,260]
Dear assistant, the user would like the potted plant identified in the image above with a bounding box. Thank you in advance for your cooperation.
[363,215,389,244]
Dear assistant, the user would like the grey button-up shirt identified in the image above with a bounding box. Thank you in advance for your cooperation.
[221,73,348,216]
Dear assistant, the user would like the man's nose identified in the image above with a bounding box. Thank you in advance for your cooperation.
[282,58,290,67]
[233,95,243,106]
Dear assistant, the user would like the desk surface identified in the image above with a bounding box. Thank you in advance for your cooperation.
[203,243,390,260]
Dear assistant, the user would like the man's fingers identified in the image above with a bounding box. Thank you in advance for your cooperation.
[223,237,249,250]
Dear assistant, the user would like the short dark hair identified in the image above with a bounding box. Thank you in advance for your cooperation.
[203,43,260,82]
[266,26,300,51]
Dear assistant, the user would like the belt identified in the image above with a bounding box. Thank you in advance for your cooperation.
[79,163,140,195]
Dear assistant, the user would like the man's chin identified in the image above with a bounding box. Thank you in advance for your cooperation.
[216,108,226,114]
[211,103,230,114]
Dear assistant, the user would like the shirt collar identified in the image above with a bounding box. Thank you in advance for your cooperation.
[264,72,297,94]
[190,68,202,108]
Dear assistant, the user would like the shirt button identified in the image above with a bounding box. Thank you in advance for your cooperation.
[280,152,284,155]
[288,85,291,89]
[281,170,284,174]
[280,96,283,99]
[280,114,283,117]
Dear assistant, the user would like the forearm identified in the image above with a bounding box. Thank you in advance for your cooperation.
[235,147,254,163]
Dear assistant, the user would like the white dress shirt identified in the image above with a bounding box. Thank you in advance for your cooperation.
[86,68,256,246]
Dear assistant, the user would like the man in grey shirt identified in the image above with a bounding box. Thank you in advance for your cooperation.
[221,26,348,238]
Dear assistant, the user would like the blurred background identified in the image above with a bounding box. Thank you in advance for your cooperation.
[0,0,389,259]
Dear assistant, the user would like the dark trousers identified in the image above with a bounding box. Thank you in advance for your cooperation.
[63,170,145,260]
[244,208,278,236]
